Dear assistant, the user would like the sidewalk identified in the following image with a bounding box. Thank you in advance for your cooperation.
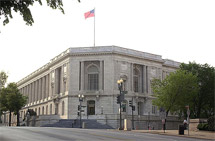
[133,129,215,140]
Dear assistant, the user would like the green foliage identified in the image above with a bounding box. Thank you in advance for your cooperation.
[180,62,215,118]
[0,83,27,125]
[0,0,80,26]
[0,71,8,89]
[151,70,199,117]
[0,83,27,112]
[207,116,215,131]
[197,123,209,130]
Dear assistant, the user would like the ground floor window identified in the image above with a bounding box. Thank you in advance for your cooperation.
[87,100,95,115]
[138,102,143,115]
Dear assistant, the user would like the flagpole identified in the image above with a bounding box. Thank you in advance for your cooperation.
[94,8,95,47]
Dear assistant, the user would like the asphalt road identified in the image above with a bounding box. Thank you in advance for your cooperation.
[0,127,210,141]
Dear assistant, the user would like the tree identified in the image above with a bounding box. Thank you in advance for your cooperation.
[0,71,8,123]
[0,0,80,26]
[0,83,27,126]
[151,70,199,118]
[180,62,215,118]
[0,71,8,89]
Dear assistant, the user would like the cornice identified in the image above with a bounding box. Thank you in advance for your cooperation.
[17,46,180,86]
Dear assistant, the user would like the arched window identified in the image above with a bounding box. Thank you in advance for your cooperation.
[55,104,58,115]
[38,107,40,115]
[87,66,99,91]
[50,104,52,115]
[46,105,48,115]
[133,68,140,92]
[87,100,95,115]
[42,106,44,115]
[35,108,37,115]
[62,101,65,116]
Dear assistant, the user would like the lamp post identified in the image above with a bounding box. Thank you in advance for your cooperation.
[78,94,84,128]
[117,78,123,130]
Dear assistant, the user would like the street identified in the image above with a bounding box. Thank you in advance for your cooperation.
[0,127,211,141]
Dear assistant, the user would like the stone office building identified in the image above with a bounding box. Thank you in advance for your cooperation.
[2,46,180,129]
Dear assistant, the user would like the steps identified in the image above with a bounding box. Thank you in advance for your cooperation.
[41,119,114,129]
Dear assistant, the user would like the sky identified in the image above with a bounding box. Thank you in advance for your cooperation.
[0,0,214,84]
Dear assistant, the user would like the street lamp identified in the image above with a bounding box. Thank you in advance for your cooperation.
[78,94,84,128]
[117,78,123,130]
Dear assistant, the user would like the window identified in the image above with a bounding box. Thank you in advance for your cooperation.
[87,100,95,115]
[42,107,44,115]
[138,102,143,115]
[152,106,157,114]
[46,105,48,115]
[133,68,140,92]
[50,104,52,115]
[62,101,65,116]
[38,107,40,115]
[55,104,58,115]
[87,66,99,91]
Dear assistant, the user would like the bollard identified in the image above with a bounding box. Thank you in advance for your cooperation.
[82,122,85,129]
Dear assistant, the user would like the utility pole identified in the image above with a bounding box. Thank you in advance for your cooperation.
[78,94,84,128]
[117,79,124,130]
[129,98,135,130]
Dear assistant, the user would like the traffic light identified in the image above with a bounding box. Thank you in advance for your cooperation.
[117,95,120,104]
[129,100,132,107]
[78,105,81,111]
[132,106,135,111]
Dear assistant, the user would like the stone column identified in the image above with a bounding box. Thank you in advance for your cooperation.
[46,74,49,98]
[99,61,103,91]
[41,77,44,100]
[39,78,42,101]
[143,65,146,93]
[29,84,32,103]
[55,69,58,94]
[34,80,38,101]
[51,71,55,97]
[146,66,149,93]
[32,82,35,103]
[27,85,30,104]
[59,66,64,93]
[131,63,133,92]
[43,76,46,99]
[81,61,84,91]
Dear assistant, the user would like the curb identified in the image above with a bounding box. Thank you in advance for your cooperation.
[134,131,214,140]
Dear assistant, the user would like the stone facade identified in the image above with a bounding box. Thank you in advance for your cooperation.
[1,46,181,129]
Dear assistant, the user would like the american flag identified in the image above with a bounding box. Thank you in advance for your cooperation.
[84,9,95,19]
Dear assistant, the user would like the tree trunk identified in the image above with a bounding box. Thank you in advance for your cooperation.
[9,111,11,126]
[16,110,20,126]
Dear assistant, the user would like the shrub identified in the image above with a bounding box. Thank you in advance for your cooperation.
[197,123,208,130]
[207,116,215,131]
